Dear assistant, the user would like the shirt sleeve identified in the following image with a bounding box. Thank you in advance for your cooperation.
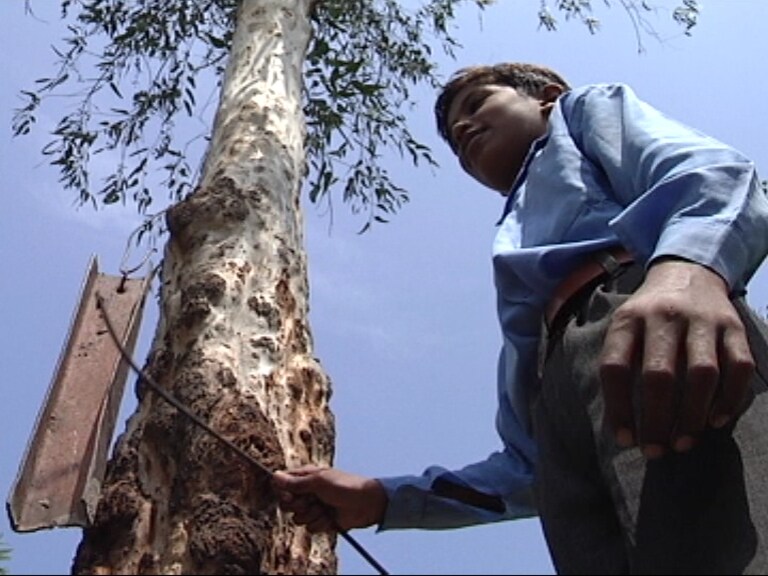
[563,83,768,292]
[375,349,538,531]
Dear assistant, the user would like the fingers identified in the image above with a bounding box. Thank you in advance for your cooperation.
[637,314,680,459]
[672,321,719,452]
[276,494,337,533]
[600,284,755,460]
[272,467,325,495]
[710,324,755,426]
[272,468,339,534]
[600,312,640,449]
[279,492,337,533]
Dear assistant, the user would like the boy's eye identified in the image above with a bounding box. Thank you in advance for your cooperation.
[466,92,488,114]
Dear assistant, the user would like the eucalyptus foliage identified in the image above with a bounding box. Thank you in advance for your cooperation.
[538,0,699,46]
[0,533,10,576]
[14,0,698,235]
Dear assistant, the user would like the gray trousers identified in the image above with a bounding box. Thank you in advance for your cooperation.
[532,263,768,575]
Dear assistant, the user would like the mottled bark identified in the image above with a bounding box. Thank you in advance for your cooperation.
[72,1,336,573]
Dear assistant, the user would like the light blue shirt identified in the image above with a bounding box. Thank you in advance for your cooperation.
[377,83,768,530]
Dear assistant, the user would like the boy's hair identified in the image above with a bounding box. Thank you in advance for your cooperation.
[434,62,571,151]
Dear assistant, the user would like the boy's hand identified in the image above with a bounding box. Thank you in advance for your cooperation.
[271,465,388,533]
[599,258,755,458]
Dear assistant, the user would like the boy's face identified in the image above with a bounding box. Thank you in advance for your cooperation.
[446,83,562,193]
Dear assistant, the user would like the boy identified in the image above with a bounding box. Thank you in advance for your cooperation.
[272,62,768,573]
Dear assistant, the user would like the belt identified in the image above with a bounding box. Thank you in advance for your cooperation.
[545,246,634,328]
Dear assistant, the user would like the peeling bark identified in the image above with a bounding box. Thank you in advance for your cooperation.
[73,1,336,573]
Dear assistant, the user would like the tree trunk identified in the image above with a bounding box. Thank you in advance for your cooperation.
[72,1,337,573]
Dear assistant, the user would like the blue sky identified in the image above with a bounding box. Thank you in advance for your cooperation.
[2,1,768,574]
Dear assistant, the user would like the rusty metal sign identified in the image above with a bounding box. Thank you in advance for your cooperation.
[7,255,152,532]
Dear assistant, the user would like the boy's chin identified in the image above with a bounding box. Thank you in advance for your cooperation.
[486,179,515,195]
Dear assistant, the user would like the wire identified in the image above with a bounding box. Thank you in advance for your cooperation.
[95,291,389,575]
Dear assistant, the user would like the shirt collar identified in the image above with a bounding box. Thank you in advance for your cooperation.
[496,133,551,225]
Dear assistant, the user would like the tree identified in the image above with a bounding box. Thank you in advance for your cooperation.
[13,1,699,573]
[71,1,331,572]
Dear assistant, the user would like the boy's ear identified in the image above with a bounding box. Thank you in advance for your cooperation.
[539,83,566,118]
[540,83,566,104]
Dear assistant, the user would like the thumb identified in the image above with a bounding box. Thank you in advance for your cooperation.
[272,467,326,494]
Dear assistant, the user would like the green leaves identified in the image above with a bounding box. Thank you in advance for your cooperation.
[304,0,470,231]
[0,532,10,575]
[673,0,700,35]
[14,0,236,215]
[537,1,701,52]
[16,0,471,234]
[14,0,700,236]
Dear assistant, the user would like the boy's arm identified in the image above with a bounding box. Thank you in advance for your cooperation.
[272,449,538,533]
[567,84,768,457]
[273,344,540,532]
